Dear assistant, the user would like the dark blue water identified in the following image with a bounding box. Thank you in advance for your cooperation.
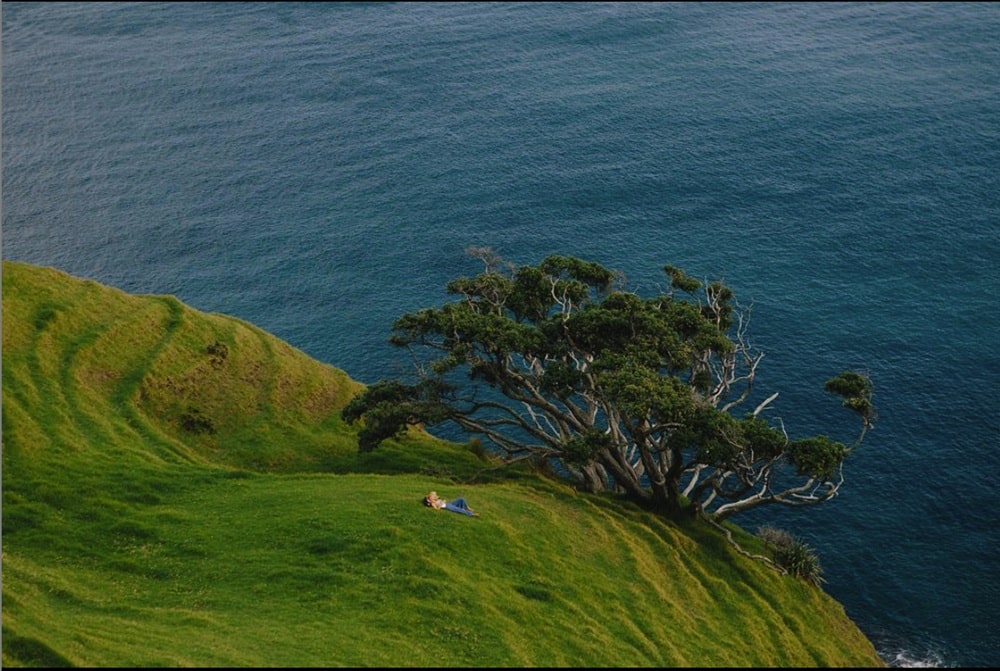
[3,3,998,666]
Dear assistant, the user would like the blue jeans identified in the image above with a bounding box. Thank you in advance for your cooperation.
[444,498,474,516]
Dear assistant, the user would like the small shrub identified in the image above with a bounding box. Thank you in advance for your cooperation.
[206,340,229,368]
[758,525,825,586]
[780,539,824,586]
[180,406,216,434]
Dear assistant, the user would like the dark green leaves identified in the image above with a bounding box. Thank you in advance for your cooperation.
[562,428,614,465]
[786,436,847,479]
[341,379,451,452]
[824,371,875,426]
[740,414,787,460]
[664,265,702,293]
[539,255,616,291]
[446,272,514,310]
[391,304,542,356]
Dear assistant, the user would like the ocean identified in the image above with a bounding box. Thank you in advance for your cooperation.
[3,2,998,666]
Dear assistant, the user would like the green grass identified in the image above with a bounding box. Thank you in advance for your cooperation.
[1,261,885,667]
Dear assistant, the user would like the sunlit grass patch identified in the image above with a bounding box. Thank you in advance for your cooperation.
[2,261,884,667]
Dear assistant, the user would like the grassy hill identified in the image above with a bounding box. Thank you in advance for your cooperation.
[1,260,885,667]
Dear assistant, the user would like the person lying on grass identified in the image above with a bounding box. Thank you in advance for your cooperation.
[424,491,478,516]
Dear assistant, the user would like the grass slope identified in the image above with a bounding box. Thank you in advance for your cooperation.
[1,261,884,667]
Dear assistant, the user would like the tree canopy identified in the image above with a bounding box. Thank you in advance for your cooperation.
[343,248,874,521]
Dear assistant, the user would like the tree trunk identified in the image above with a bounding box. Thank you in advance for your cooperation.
[578,463,606,493]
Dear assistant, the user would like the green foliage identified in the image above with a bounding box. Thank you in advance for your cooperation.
[825,371,875,425]
[539,254,617,290]
[759,526,825,587]
[664,264,702,293]
[600,363,695,424]
[341,379,452,452]
[786,436,847,479]
[562,428,614,465]
[739,414,788,460]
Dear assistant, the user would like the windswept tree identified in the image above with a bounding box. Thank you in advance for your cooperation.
[343,248,874,521]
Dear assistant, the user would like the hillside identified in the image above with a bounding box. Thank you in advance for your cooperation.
[1,261,885,667]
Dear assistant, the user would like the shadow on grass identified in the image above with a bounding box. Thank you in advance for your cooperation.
[2,627,75,668]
